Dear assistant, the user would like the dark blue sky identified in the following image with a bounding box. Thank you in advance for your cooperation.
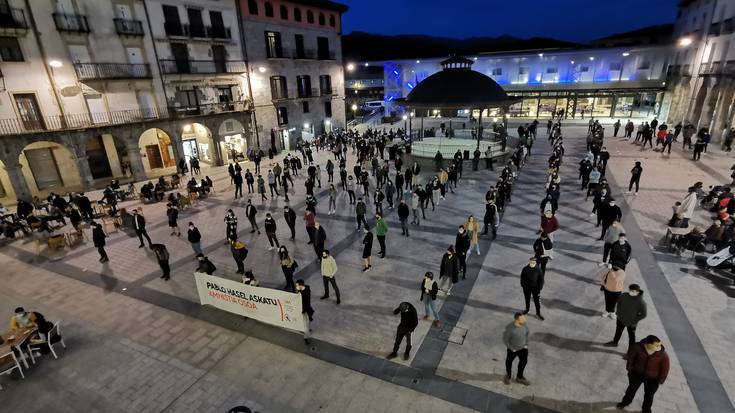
[339,0,678,43]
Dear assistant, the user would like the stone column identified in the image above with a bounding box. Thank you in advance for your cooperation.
[75,155,96,191]
[710,79,735,144]
[4,162,32,201]
[126,144,147,182]
[211,134,224,166]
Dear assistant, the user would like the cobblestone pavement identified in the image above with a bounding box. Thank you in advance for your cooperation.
[0,123,732,412]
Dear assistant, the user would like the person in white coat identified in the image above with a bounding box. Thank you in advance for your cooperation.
[676,187,698,227]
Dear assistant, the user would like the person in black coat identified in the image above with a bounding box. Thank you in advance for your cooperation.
[296,279,314,344]
[313,222,327,259]
[245,200,260,234]
[483,199,498,239]
[187,222,203,256]
[420,272,440,325]
[387,302,419,360]
[520,257,544,320]
[151,244,170,280]
[599,199,623,240]
[362,227,373,272]
[283,206,297,240]
[92,222,108,263]
[233,171,243,199]
[196,254,217,274]
[609,233,632,270]
[438,246,459,295]
[533,232,553,275]
[132,209,152,248]
[77,193,93,221]
[455,226,471,279]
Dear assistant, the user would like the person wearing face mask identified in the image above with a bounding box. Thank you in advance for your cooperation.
[361,227,373,272]
[599,265,626,318]
[319,249,340,304]
[532,232,553,275]
[626,161,643,196]
[224,209,238,242]
[10,307,37,331]
[591,186,610,226]
[605,284,646,351]
[599,199,622,241]
[279,246,298,292]
[420,272,440,326]
[617,335,669,413]
[609,233,632,270]
[296,279,314,344]
[439,246,459,295]
[601,220,625,266]
[455,226,471,279]
[503,312,530,386]
[520,257,544,320]
[187,222,203,256]
[540,211,559,245]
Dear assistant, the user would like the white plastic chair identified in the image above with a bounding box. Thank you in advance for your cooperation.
[26,321,66,362]
[0,351,25,389]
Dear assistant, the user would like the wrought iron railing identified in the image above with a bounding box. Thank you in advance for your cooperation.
[207,25,231,40]
[159,59,247,74]
[53,13,90,33]
[74,63,152,80]
[0,100,253,136]
[0,6,28,30]
[114,18,144,36]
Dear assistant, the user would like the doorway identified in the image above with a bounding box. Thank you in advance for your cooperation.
[182,139,199,161]
[146,145,163,169]
[14,93,45,131]
[24,148,62,190]
[86,135,113,179]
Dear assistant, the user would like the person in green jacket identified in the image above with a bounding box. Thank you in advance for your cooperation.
[375,214,389,258]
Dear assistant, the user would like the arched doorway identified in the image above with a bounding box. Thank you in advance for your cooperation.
[181,123,215,165]
[138,128,176,175]
[19,141,82,196]
[218,118,248,162]
[85,134,127,180]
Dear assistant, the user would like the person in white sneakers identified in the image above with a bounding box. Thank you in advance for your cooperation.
[599,265,626,318]
[264,213,279,250]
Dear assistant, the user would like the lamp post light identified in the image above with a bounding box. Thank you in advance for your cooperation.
[402,114,408,134]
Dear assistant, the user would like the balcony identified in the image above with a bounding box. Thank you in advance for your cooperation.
[709,22,721,36]
[74,63,152,80]
[0,100,253,136]
[53,13,90,33]
[187,23,207,38]
[320,87,334,96]
[159,59,247,74]
[723,18,735,35]
[206,25,231,40]
[114,18,144,36]
[699,62,722,76]
[317,50,336,60]
[271,91,289,101]
[0,6,28,32]
[293,49,316,59]
[297,88,320,98]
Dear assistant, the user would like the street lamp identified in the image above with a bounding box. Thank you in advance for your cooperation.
[346,63,355,71]
[49,60,63,68]
[402,114,408,133]
[258,66,267,73]
[678,37,693,47]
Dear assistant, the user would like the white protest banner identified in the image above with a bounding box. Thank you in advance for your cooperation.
[194,272,305,332]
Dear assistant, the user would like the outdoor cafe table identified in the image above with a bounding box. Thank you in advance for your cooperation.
[1,327,37,369]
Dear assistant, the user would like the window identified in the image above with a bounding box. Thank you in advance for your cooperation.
[297,75,312,97]
[248,0,258,15]
[318,12,325,25]
[324,101,332,118]
[546,67,558,74]
[307,10,314,23]
[518,67,528,75]
[491,68,502,76]
[217,86,233,103]
[294,34,305,58]
[176,89,198,108]
[270,76,288,99]
[609,62,623,71]
[302,101,309,113]
[264,2,273,17]
[317,36,330,60]
[265,31,282,58]
[0,37,23,61]
[319,74,332,94]
[637,60,651,70]
[14,93,45,130]
[329,15,336,27]
[277,107,288,125]
[294,8,301,21]
[280,5,288,19]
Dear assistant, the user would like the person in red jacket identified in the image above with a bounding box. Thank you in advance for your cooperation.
[617,335,670,413]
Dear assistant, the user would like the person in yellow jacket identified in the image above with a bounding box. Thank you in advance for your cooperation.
[320,249,341,304]
[465,215,481,255]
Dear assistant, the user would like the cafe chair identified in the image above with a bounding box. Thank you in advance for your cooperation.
[0,351,25,389]
[26,321,67,362]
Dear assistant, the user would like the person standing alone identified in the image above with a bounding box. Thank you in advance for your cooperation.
[319,249,341,304]
[627,161,643,195]
[503,313,530,385]
[387,302,418,360]
[520,257,544,320]
[92,222,108,263]
[617,335,669,413]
